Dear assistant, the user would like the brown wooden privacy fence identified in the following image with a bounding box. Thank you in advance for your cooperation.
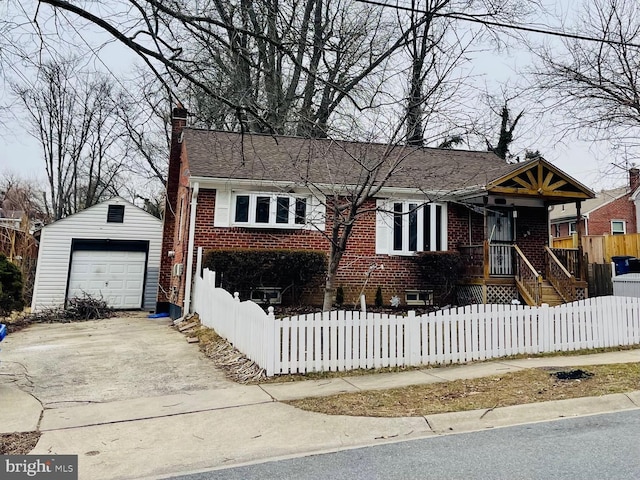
[552,233,640,263]
[193,267,640,376]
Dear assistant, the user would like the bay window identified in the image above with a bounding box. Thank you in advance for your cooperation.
[377,200,447,255]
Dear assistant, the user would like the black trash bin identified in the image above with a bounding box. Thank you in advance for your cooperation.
[611,256,635,275]
[628,258,640,273]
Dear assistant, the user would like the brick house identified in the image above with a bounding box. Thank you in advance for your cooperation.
[158,108,595,318]
[549,168,640,237]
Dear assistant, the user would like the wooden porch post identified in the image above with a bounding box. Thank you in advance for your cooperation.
[483,198,489,280]
[575,200,583,280]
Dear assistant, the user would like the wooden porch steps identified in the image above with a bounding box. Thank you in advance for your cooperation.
[541,280,563,306]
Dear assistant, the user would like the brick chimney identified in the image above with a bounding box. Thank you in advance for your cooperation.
[630,167,640,192]
[157,105,188,312]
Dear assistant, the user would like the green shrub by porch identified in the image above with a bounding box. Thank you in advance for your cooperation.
[203,249,326,304]
[413,251,463,306]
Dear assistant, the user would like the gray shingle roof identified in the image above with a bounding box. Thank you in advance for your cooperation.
[183,129,520,194]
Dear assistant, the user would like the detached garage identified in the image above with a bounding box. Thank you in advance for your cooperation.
[31,197,162,312]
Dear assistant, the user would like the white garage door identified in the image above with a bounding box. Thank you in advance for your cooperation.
[68,250,146,309]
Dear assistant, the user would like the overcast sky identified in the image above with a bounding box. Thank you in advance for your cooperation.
[0,0,635,192]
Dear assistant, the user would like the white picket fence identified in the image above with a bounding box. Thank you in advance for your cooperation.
[192,268,640,376]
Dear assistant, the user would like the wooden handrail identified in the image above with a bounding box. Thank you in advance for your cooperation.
[513,245,539,278]
[513,245,543,306]
[544,246,573,278]
[545,246,577,303]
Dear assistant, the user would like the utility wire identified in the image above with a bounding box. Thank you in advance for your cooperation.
[357,0,640,49]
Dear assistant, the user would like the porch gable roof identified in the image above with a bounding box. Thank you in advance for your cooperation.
[485,158,595,203]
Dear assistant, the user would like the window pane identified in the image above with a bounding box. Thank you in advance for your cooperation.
[435,205,442,251]
[423,204,431,251]
[276,197,290,223]
[256,196,270,223]
[235,195,249,222]
[612,221,625,235]
[295,198,307,224]
[409,203,417,251]
[393,203,403,251]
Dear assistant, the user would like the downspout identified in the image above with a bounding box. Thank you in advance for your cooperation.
[584,215,589,236]
[183,182,200,315]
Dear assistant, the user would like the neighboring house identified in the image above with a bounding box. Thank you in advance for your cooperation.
[31,197,162,312]
[550,168,640,237]
[0,209,24,230]
[159,108,595,318]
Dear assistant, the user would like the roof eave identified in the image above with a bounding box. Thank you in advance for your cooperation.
[190,175,463,199]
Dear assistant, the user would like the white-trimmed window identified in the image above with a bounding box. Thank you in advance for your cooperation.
[569,222,577,235]
[214,189,325,230]
[376,200,447,255]
[611,220,626,235]
[232,192,310,228]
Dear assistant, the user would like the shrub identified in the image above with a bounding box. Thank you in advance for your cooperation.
[0,254,24,316]
[203,249,327,304]
[413,251,463,306]
[375,286,383,307]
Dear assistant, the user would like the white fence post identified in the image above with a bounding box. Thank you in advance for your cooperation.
[407,310,420,366]
[265,306,276,376]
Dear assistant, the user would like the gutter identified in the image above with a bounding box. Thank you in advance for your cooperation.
[183,182,199,315]
[188,175,460,199]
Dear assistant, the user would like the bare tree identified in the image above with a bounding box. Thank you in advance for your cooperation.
[0,172,47,223]
[399,0,535,147]
[12,57,127,220]
[531,0,640,148]
[37,0,538,140]
[118,75,173,184]
[485,102,524,160]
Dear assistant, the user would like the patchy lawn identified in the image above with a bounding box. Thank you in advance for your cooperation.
[286,363,640,417]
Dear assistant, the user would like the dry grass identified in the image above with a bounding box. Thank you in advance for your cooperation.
[0,432,41,455]
[287,363,640,417]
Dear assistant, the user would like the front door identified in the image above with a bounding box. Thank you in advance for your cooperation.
[488,209,514,275]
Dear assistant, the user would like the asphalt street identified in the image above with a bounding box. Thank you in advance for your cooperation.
[168,409,640,480]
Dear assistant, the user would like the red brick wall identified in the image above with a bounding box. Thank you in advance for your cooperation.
[448,204,484,246]
[166,153,195,308]
[158,108,187,309]
[184,191,447,307]
[587,194,636,235]
[515,206,549,273]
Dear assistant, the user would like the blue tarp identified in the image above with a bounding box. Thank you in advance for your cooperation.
[0,323,6,342]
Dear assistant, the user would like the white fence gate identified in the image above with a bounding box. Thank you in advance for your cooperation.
[192,268,640,376]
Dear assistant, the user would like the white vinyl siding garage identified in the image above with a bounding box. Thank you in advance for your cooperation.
[31,197,162,312]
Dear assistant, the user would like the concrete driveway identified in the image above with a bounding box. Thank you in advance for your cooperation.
[0,313,234,407]
[0,313,428,479]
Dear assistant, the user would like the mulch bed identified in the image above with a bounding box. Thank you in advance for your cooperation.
[0,432,41,455]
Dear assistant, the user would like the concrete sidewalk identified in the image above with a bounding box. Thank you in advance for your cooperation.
[259,348,640,401]
[3,349,640,480]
